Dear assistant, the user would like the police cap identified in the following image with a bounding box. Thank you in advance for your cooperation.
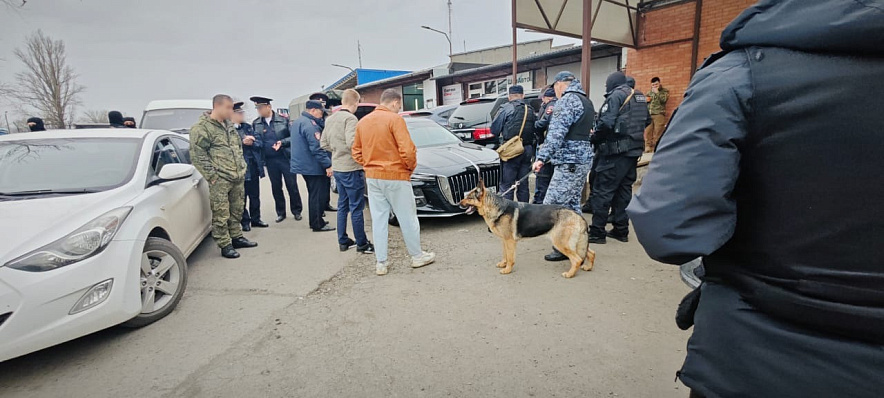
[305,100,324,110]
[543,87,556,98]
[308,92,329,103]
[233,101,245,112]
[249,96,273,105]
[553,71,576,82]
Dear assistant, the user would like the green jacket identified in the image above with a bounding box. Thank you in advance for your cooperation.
[648,87,670,115]
[189,113,247,183]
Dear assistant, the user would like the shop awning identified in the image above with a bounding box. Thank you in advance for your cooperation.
[514,0,639,48]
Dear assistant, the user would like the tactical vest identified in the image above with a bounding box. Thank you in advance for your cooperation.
[563,93,594,142]
[502,102,537,146]
[596,86,646,156]
[704,47,884,343]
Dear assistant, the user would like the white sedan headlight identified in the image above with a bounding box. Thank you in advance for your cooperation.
[5,207,132,272]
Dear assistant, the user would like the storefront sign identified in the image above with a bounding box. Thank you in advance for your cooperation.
[442,84,463,105]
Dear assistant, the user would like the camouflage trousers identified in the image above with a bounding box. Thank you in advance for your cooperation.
[209,178,245,248]
[542,162,592,214]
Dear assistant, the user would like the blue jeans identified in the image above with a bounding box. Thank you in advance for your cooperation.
[366,178,423,263]
[334,171,368,246]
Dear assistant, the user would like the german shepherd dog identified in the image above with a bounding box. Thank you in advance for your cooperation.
[458,180,596,278]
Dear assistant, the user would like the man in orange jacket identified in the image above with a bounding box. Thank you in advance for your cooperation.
[352,89,435,276]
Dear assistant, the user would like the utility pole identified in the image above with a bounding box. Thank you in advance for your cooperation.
[4,111,10,133]
[447,0,453,47]
[357,40,363,68]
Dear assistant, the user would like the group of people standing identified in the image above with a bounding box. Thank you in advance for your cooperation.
[491,70,659,261]
[25,110,139,131]
[189,90,435,275]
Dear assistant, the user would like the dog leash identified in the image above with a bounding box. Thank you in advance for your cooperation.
[499,159,550,197]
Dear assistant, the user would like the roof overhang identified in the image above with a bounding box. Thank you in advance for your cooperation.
[514,0,639,48]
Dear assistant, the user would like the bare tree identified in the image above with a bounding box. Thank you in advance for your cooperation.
[80,109,109,124]
[6,30,85,128]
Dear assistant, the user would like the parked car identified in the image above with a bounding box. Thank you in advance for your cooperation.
[447,91,542,148]
[0,128,8,136]
[401,104,459,126]
[400,117,500,221]
[0,129,211,362]
[140,100,212,134]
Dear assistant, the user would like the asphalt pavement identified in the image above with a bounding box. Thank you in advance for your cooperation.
[0,177,691,398]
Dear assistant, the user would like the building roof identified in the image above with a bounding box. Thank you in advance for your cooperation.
[432,43,615,81]
[354,67,438,90]
[326,69,412,91]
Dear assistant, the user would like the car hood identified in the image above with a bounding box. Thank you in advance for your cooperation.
[414,142,499,177]
[0,188,135,263]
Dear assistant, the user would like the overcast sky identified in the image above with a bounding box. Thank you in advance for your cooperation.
[0,0,579,123]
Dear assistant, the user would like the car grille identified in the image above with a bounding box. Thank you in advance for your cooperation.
[446,166,500,205]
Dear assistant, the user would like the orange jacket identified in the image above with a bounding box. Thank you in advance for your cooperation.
[352,105,417,181]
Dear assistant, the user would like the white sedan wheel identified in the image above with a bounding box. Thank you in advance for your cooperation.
[123,237,188,328]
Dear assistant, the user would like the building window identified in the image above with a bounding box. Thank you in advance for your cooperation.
[402,83,424,111]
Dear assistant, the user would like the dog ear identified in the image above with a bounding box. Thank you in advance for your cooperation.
[477,178,485,191]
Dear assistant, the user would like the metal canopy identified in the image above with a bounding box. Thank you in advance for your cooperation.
[515,0,639,48]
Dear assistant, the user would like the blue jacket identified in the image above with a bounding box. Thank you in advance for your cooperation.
[289,112,331,175]
[536,80,594,165]
[235,123,265,181]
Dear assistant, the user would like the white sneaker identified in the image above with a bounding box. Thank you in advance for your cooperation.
[376,262,388,276]
[411,251,436,268]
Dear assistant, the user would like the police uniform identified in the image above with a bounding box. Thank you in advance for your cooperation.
[588,71,651,242]
[535,73,594,213]
[532,88,557,204]
[250,96,304,222]
[490,85,536,202]
[189,105,257,258]
[233,102,267,230]
[289,100,334,231]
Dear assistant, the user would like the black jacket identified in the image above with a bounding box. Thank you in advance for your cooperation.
[628,0,884,396]
[235,123,265,181]
[252,112,291,159]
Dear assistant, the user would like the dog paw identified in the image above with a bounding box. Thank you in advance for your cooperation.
[562,271,576,278]
[581,264,593,271]
[500,267,513,275]
[496,261,507,268]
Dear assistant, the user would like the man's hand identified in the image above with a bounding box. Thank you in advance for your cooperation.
[243,135,255,146]
[533,161,544,173]
[272,141,282,151]
[326,167,333,177]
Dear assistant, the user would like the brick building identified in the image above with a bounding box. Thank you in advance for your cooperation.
[627,0,757,116]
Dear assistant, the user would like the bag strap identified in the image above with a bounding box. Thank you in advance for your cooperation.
[619,89,635,112]
[516,103,528,142]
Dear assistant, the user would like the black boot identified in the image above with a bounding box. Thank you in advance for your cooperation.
[241,223,251,232]
[221,245,240,259]
[607,230,628,243]
[232,236,258,249]
[544,248,568,262]
[275,215,286,223]
[588,234,607,244]
[251,219,269,228]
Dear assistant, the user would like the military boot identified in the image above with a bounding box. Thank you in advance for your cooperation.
[221,245,240,259]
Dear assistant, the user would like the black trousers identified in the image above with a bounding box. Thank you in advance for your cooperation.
[265,156,302,217]
[241,178,261,225]
[532,163,555,204]
[303,174,330,230]
[499,145,534,202]
[589,155,637,237]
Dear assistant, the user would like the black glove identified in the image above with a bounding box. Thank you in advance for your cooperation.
[675,285,702,330]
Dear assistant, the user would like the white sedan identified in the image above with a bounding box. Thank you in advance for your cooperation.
[0,129,211,362]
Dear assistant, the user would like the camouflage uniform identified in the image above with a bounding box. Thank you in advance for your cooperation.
[536,80,595,213]
[190,113,247,248]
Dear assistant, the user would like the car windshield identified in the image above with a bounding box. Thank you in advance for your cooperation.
[448,101,495,128]
[141,108,207,131]
[405,119,462,148]
[0,138,141,196]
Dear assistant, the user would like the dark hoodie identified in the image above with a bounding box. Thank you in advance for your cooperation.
[26,117,45,132]
[628,1,884,396]
[108,111,125,128]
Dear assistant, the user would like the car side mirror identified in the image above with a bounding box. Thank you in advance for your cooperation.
[151,163,194,186]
